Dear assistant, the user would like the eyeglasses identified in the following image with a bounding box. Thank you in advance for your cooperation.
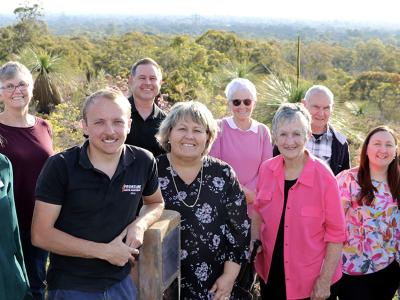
[231,99,252,107]
[0,82,29,93]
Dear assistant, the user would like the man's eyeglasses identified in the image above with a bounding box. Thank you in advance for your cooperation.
[231,99,252,107]
[0,82,29,93]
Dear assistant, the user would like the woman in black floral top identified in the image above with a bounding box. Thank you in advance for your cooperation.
[156,101,250,300]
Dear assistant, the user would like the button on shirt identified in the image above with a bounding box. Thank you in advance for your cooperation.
[254,150,346,299]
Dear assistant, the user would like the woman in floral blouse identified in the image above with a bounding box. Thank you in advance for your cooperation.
[156,101,250,300]
[336,126,400,300]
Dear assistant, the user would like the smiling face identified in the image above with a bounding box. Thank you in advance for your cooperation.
[82,96,131,159]
[367,130,397,171]
[304,92,332,134]
[129,63,162,103]
[275,116,308,162]
[169,117,208,162]
[228,89,256,122]
[0,73,33,111]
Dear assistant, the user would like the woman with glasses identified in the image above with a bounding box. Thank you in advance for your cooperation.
[210,78,272,205]
[0,61,53,300]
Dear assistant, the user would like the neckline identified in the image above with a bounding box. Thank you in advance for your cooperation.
[0,116,37,129]
[167,155,204,208]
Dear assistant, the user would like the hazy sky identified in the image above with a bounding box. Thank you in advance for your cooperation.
[3,0,400,25]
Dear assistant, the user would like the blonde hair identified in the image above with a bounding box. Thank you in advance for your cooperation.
[82,88,131,121]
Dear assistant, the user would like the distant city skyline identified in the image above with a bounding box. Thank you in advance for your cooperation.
[3,0,400,26]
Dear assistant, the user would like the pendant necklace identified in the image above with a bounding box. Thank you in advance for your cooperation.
[168,156,204,208]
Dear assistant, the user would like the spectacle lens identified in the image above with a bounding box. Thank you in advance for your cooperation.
[1,82,29,93]
[232,99,252,106]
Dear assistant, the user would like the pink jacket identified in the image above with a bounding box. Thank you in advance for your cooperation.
[254,151,346,299]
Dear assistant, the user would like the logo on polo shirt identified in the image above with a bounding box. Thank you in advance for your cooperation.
[121,184,142,194]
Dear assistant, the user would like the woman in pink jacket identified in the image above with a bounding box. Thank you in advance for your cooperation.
[251,103,346,300]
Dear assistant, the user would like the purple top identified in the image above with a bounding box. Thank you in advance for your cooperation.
[0,117,53,231]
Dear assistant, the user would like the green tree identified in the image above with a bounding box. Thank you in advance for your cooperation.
[19,48,67,114]
[13,1,48,50]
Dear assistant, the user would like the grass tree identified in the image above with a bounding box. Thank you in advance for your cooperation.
[254,65,308,127]
[19,48,65,114]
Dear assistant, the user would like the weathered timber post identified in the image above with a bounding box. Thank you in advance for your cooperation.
[131,209,181,300]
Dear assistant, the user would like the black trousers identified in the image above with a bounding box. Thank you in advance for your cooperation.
[336,260,400,300]
[259,276,339,300]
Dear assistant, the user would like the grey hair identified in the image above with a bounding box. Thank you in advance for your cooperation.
[225,78,257,102]
[304,85,334,105]
[156,101,218,156]
[272,103,312,142]
[82,88,131,121]
[130,57,162,79]
[0,61,34,88]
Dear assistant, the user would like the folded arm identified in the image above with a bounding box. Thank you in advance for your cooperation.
[31,200,137,266]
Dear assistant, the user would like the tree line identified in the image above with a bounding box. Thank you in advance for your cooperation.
[0,3,399,160]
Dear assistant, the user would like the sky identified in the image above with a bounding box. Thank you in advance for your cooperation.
[2,0,400,25]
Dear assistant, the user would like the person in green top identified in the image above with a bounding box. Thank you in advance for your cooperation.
[0,153,32,300]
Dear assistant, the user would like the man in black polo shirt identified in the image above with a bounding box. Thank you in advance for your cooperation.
[32,88,164,299]
[125,57,166,157]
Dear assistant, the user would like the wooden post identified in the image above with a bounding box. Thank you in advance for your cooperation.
[131,210,181,300]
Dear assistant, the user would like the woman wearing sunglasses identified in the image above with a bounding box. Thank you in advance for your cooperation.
[0,62,53,300]
[210,78,272,206]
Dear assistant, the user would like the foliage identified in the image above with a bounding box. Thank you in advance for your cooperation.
[13,2,43,22]
[46,102,83,152]
[1,10,399,154]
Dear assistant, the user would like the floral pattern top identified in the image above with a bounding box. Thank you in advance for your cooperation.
[336,168,400,275]
[156,154,250,300]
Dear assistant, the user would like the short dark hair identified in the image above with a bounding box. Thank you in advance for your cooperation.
[130,58,162,78]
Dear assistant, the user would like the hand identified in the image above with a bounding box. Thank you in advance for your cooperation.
[102,229,138,266]
[209,272,235,300]
[311,276,331,300]
[125,222,146,249]
[241,185,255,204]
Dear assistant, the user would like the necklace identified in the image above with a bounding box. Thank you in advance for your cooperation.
[168,157,204,208]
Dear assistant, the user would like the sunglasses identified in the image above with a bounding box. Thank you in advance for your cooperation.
[231,99,253,106]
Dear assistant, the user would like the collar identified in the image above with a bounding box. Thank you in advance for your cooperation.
[328,125,347,145]
[269,149,316,188]
[226,116,258,133]
[78,140,135,171]
[129,96,163,119]
[311,126,333,141]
